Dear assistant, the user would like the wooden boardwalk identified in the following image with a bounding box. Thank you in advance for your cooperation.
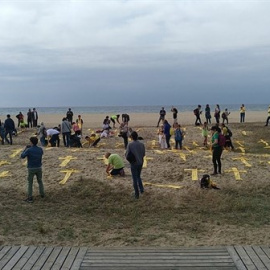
[0,246,269,269]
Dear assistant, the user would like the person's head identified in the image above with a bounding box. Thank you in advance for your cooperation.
[198,105,201,108]
[78,115,81,118]
[69,108,71,111]
[105,152,111,159]
[33,108,36,111]
[206,104,209,107]
[225,108,228,111]
[62,117,66,121]
[221,123,225,128]
[7,114,10,118]
[130,131,138,141]
[116,114,120,118]
[85,136,90,141]
[163,120,168,124]
[30,136,38,146]
[210,126,217,133]
[242,104,244,107]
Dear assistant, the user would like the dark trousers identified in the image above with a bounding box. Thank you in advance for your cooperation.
[49,134,60,147]
[240,113,245,123]
[265,116,270,126]
[175,139,182,149]
[195,115,201,125]
[212,147,222,173]
[62,132,71,147]
[165,134,171,148]
[27,119,32,128]
[4,130,13,145]
[122,133,128,149]
[130,164,144,198]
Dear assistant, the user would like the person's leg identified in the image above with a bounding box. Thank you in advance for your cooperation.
[136,165,144,194]
[131,164,140,198]
[179,139,183,150]
[8,130,13,145]
[266,117,270,126]
[216,148,222,173]
[66,132,71,147]
[36,169,45,197]
[212,149,218,174]
[27,169,35,198]
[166,134,171,148]
[157,116,162,127]
[62,133,67,147]
[123,133,128,149]
[175,140,179,149]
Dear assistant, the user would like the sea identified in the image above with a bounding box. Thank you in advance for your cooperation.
[0,104,268,116]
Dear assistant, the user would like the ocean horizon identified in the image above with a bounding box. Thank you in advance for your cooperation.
[0,104,269,116]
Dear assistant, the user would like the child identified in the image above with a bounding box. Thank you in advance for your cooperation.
[174,124,183,150]
[202,122,208,146]
[85,134,101,147]
[157,125,167,149]
[222,108,230,124]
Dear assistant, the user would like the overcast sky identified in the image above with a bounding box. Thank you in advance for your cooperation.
[0,0,270,107]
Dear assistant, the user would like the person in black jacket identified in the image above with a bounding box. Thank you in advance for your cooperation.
[4,114,15,145]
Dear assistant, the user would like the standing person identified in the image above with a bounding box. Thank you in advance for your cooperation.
[210,126,223,175]
[171,106,178,124]
[76,115,84,135]
[240,104,246,123]
[121,114,130,125]
[174,124,183,150]
[66,108,73,123]
[214,104,220,124]
[16,112,24,128]
[21,136,45,203]
[221,123,234,150]
[32,108,38,127]
[202,122,208,146]
[110,114,120,128]
[105,152,125,176]
[163,120,171,149]
[193,105,202,126]
[265,105,270,126]
[27,109,33,128]
[119,122,129,149]
[0,120,5,145]
[61,117,72,147]
[125,131,145,199]
[221,108,230,124]
[37,122,47,146]
[4,114,15,145]
[157,107,166,127]
[205,104,211,124]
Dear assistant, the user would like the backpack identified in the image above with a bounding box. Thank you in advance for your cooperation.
[193,109,198,115]
[221,112,226,119]
[218,133,226,147]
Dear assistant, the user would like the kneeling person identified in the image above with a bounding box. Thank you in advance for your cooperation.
[105,152,125,176]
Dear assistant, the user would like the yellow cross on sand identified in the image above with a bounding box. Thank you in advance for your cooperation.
[154,150,164,154]
[0,171,11,178]
[9,148,23,158]
[97,156,108,165]
[258,139,269,147]
[0,161,11,167]
[237,147,246,154]
[178,153,187,161]
[143,156,153,168]
[224,167,247,180]
[58,156,78,167]
[241,131,247,136]
[232,157,252,167]
[151,140,157,148]
[235,141,245,147]
[192,141,199,147]
[183,146,194,153]
[59,169,80,184]
[184,169,205,181]
[144,182,183,189]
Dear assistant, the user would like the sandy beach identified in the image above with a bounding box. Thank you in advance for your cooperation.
[0,111,270,246]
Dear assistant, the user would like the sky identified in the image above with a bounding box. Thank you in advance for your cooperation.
[0,0,270,107]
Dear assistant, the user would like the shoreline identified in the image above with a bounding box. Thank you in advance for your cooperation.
[1,111,267,129]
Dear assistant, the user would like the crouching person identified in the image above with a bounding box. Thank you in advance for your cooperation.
[21,137,45,203]
[105,152,125,176]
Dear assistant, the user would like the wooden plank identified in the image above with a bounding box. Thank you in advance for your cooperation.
[261,246,270,260]
[21,246,46,270]
[13,246,37,270]
[40,246,62,270]
[0,247,11,261]
[0,246,20,269]
[244,246,267,270]
[61,247,80,270]
[31,247,53,270]
[227,246,247,270]
[252,246,270,269]
[2,246,28,270]
[51,247,71,270]
[70,247,87,270]
[234,246,257,270]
